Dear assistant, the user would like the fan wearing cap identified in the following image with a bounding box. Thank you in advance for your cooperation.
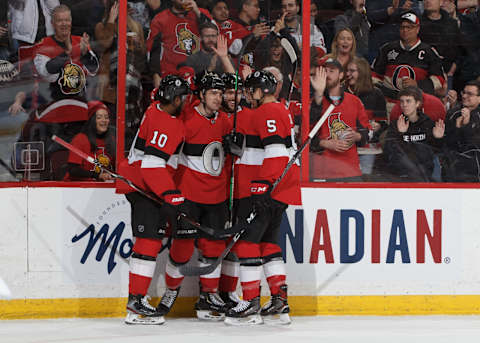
[309,57,370,181]
[372,10,445,115]
[64,101,115,181]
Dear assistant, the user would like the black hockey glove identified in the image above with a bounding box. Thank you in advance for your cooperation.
[223,132,245,157]
[160,190,185,233]
[250,180,272,214]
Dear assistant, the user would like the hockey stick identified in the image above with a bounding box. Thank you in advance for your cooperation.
[279,37,298,104]
[51,135,218,239]
[179,103,336,276]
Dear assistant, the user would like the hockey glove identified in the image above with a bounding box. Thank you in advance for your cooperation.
[250,180,272,214]
[222,132,245,157]
[160,190,185,233]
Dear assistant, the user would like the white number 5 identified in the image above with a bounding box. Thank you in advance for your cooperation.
[267,120,277,133]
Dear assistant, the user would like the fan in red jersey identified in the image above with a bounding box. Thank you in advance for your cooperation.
[309,58,370,181]
[224,70,301,326]
[116,75,190,325]
[33,5,99,125]
[156,71,234,321]
[147,0,212,87]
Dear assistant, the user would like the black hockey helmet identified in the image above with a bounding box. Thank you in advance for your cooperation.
[221,72,244,90]
[156,74,190,103]
[245,70,277,95]
[195,71,226,92]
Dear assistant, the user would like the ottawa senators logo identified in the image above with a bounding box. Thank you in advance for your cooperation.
[174,23,200,56]
[58,62,86,95]
[392,65,416,90]
[93,147,111,173]
[328,113,349,140]
[240,52,254,66]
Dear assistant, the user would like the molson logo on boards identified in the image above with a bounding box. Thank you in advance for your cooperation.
[279,209,443,264]
[71,200,133,274]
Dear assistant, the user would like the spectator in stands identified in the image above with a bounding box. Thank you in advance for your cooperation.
[372,11,445,114]
[458,2,480,89]
[95,0,146,114]
[281,0,326,56]
[128,0,164,38]
[366,0,421,63]
[420,0,462,93]
[321,28,357,76]
[345,56,386,176]
[457,0,478,14]
[390,90,447,121]
[180,22,234,75]
[382,86,445,181]
[64,100,115,181]
[440,0,461,27]
[334,0,371,59]
[61,0,104,38]
[254,12,299,100]
[147,0,212,87]
[309,58,369,181]
[233,0,270,68]
[0,4,11,61]
[210,0,251,59]
[443,80,480,181]
[9,0,59,53]
[33,4,99,135]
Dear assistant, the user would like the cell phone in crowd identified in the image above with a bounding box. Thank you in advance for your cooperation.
[447,75,453,92]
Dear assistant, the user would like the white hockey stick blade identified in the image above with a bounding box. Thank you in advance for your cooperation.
[280,38,297,64]
[308,103,335,139]
[0,277,12,299]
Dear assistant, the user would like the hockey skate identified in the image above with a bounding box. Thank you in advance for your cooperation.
[224,296,263,326]
[260,285,291,325]
[125,294,165,325]
[219,291,242,310]
[194,291,228,320]
[156,287,180,316]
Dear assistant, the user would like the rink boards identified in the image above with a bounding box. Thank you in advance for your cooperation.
[1,185,480,319]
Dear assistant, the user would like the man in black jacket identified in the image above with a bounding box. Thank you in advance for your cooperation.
[443,80,480,181]
[420,0,462,90]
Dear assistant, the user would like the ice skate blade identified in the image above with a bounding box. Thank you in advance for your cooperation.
[262,313,291,325]
[196,310,225,321]
[224,314,263,326]
[125,312,165,325]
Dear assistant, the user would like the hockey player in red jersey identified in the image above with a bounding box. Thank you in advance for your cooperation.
[217,72,249,309]
[156,71,233,321]
[224,70,301,325]
[116,75,190,325]
[147,0,212,87]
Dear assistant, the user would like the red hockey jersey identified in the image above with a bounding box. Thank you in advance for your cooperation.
[175,105,232,204]
[147,8,210,77]
[248,102,301,205]
[64,134,114,181]
[310,93,370,180]
[372,39,445,100]
[116,104,185,196]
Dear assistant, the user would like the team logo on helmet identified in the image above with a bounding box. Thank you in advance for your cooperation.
[328,113,350,140]
[174,23,200,56]
[59,62,86,95]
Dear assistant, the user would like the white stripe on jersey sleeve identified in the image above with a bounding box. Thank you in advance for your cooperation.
[235,147,264,166]
[264,143,289,159]
[141,154,167,169]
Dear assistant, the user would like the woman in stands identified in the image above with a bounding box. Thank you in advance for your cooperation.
[321,27,356,72]
[345,56,386,178]
[64,101,115,181]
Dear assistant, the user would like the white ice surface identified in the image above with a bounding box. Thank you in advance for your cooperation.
[1,316,479,343]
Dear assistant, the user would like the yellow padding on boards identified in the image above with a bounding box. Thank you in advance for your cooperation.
[2,295,480,320]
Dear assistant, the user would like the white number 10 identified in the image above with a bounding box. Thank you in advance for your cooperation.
[150,131,168,148]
